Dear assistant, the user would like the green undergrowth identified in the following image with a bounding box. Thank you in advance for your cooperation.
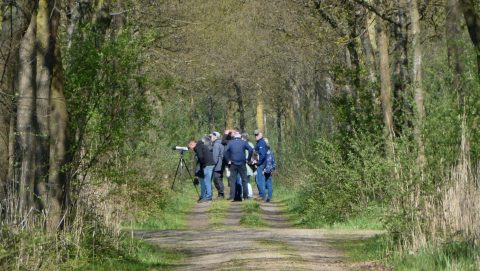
[208,200,230,228]
[240,200,265,227]
[338,236,479,271]
[275,184,385,230]
[391,241,480,271]
[80,237,184,271]
[124,185,197,230]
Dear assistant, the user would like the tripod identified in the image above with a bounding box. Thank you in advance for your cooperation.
[171,151,199,197]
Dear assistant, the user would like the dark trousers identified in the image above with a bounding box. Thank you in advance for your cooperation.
[213,171,224,196]
[228,164,248,200]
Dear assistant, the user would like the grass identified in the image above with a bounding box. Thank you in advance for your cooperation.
[337,236,480,271]
[79,238,185,271]
[124,185,198,230]
[391,241,480,271]
[257,239,293,252]
[239,200,265,227]
[208,199,230,228]
[274,183,385,230]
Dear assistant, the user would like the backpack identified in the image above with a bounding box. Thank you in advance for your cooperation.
[264,149,276,174]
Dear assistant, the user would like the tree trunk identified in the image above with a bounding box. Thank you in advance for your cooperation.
[460,0,480,77]
[226,100,236,129]
[233,81,245,132]
[16,11,37,215]
[410,0,426,172]
[255,93,265,133]
[34,0,54,213]
[276,106,283,157]
[47,4,67,231]
[207,95,213,132]
[376,18,395,159]
[446,0,466,106]
[393,0,411,131]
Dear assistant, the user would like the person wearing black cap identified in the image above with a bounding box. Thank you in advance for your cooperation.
[210,131,225,199]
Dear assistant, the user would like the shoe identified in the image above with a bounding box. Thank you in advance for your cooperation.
[197,197,203,203]
[216,195,224,200]
[266,198,270,202]
[199,198,212,203]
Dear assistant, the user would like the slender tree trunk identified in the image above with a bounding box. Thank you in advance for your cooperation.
[233,81,245,132]
[256,93,265,133]
[360,12,377,85]
[276,106,283,156]
[16,11,37,215]
[207,95,213,132]
[410,0,426,172]
[226,100,236,129]
[376,18,395,159]
[446,0,466,106]
[460,0,480,77]
[393,0,411,131]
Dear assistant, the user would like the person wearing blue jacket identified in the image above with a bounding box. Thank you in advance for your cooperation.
[224,128,253,201]
[254,130,268,200]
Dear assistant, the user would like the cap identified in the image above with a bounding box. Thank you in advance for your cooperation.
[254,129,262,135]
[210,131,221,137]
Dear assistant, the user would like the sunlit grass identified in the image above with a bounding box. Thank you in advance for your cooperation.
[79,239,185,271]
[240,200,265,227]
[124,186,197,230]
[208,200,230,228]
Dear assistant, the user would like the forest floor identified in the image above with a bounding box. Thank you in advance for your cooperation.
[134,187,386,271]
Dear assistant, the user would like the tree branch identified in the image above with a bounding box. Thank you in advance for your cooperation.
[351,0,400,26]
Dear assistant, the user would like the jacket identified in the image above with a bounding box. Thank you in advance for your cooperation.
[212,139,224,172]
[194,141,215,168]
[255,137,268,166]
[224,136,253,166]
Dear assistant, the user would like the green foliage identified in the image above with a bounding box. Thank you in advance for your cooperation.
[64,23,152,186]
[294,134,392,226]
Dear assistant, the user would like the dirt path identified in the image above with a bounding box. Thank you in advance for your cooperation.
[135,190,383,271]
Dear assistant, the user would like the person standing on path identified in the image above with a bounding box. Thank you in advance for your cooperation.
[210,131,225,199]
[188,139,215,202]
[263,138,276,202]
[224,128,253,201]
[254,130,268,200]
[242,133,255,199]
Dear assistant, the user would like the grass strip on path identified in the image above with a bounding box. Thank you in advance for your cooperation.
[208,199,231,228]
[240,200,265,227]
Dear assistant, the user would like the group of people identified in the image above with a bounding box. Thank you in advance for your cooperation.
[187,127,276,203]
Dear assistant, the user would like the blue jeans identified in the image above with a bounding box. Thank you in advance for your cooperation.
[256,165,266,199]
[200,165,214,200]
[265,173,273,200]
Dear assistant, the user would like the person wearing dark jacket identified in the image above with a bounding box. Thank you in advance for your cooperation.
[188,139,215,202]
[224,130,253,201]
[254,130,268,200]
[210,131,225,199]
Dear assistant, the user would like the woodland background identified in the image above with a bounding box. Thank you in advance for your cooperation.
[0,0,479,270]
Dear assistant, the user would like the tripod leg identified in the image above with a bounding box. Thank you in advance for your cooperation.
[181,158,199,198]
[171,158,183,190]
